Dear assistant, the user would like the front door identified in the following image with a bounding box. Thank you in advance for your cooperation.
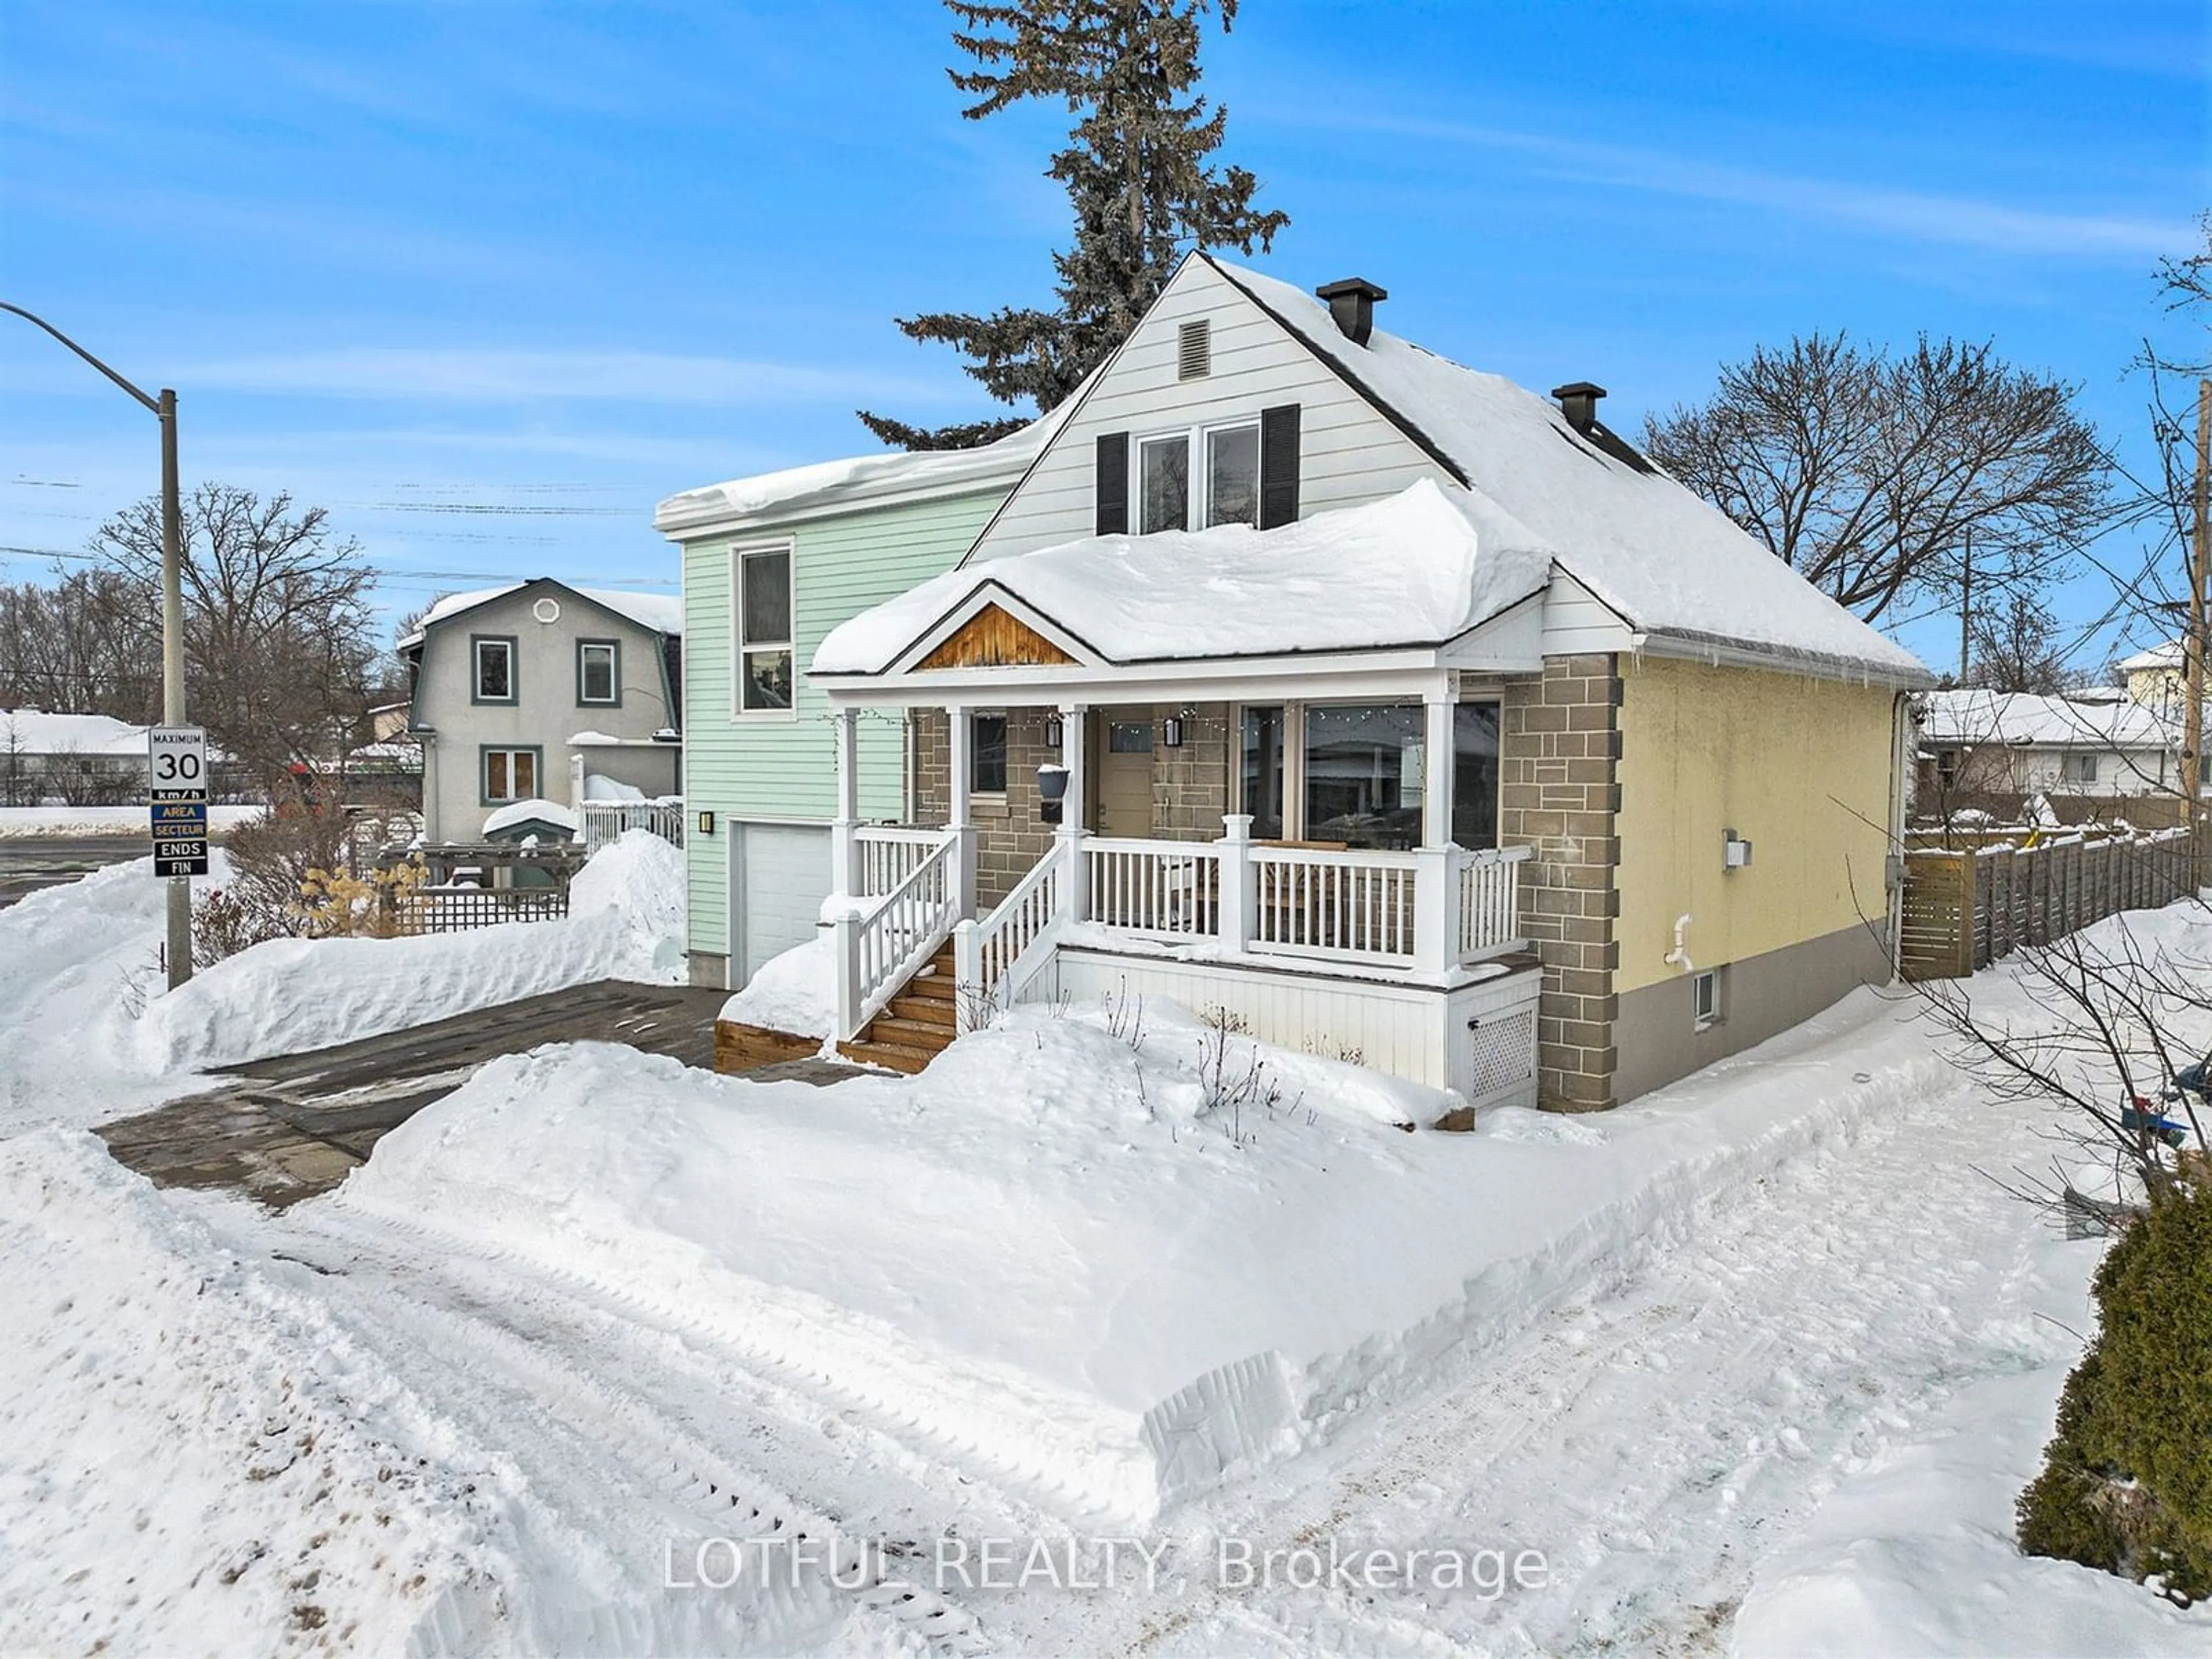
[1097,711,1154,838]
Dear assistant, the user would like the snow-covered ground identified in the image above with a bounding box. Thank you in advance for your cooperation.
[0,802,265,837]
[2,851,2208,1654]
[0,830,686,1134]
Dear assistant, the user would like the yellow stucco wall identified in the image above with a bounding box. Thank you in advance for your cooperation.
[1615,655,1897,997]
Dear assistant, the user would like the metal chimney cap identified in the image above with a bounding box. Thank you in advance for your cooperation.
[1549,381,1608,400]
[1315,278,1388,346]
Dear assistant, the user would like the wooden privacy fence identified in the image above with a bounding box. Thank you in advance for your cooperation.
[1899,828,2193,982]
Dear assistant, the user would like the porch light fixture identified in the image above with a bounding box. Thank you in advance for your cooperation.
[1163,715,1185,748]
[1044,712,1064,748]
[696,810,715,836]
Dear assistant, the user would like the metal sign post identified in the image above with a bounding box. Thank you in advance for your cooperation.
[149,728,209,983]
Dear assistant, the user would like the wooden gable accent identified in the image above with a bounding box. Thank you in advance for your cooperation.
[915,603,1077,671]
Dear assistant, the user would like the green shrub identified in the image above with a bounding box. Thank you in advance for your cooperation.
[2019,1175,2212,1603]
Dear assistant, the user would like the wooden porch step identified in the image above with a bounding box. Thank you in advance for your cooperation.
[897,972,957,1003]
[888,990,957,1025]
[863,1014,956,1053]
[840,1037,940,1075]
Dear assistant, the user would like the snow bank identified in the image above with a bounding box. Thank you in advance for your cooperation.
[0,833,684,1131]
[134,831,686,1075]
[340,981,1964,1527]
[0,1130,510,1656]
[1730,1241,2209,1658]
[719,932,834,1037]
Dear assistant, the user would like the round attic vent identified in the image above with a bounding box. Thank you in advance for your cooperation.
[532,597,562,624]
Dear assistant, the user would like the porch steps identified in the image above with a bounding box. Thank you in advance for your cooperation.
[843,943,960,1075]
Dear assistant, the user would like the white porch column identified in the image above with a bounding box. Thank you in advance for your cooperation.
[1217,812,1254,953]
[830,705,862,898]
[1415,688,1459,974]
[945,704,977,920]
[1057,703,1089,923]
[1422,689,1457,850]
[568,751,586,813]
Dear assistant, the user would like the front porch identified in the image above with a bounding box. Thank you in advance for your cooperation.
[819,684,1543,1109]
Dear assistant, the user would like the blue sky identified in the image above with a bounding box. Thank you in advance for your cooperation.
[1,0,2203,672]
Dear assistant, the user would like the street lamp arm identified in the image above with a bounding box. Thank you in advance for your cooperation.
[0,300,161,415]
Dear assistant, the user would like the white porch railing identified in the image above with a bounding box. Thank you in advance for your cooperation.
[834,832,959,1041]
[1455,845,1533,964]
[854,824,950,896]
[1250,844,1419,963]
[1085,837,1221,938]
[953,842,1066,1032]
[578,797,684,853]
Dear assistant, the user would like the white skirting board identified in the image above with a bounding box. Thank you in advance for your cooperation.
[1033,948,1541,1112]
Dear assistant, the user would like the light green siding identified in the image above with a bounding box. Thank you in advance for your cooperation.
[680,487,1008,957]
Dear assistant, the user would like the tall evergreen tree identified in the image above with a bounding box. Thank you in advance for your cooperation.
[859,0,1289,450]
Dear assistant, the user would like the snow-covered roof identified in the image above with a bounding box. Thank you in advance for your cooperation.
[1918,689,2175,749]
[399,581,681,648]
[654,397,1073,537]
[1203,258,1929,681]
[0,710,154,758]
[815,480,1553,673]
[480,797,578,836]
[2118,639,2183,673]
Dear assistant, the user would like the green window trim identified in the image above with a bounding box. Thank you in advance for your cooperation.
[479,744,545,806]
[576,638,622,707]
[470,633,519,705]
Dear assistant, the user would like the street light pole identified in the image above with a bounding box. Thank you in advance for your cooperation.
[2,301,194,987]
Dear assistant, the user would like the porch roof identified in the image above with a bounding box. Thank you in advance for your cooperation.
[812,479,1552,678]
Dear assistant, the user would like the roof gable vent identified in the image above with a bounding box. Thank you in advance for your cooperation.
[1315,277,1388,347]
[1177,318,1212,381]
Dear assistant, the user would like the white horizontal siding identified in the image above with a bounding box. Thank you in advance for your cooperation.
[971,259,1448,564]
[1541,575,1635,657]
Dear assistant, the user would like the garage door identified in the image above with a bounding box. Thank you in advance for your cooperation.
[733,822,831,986]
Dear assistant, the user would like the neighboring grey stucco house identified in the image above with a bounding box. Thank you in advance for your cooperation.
[400,578,683,843]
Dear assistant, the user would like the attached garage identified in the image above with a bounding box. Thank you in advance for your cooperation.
[729,820,831,987]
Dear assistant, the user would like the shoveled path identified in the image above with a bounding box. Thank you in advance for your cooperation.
[95,980,790,1208]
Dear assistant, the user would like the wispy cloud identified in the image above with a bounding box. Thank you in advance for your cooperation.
[164,349,963,410]
[1304,114,2189,261]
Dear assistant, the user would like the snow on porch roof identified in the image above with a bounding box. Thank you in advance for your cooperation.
[1205,257,1930,682]
[812,479,1556,675]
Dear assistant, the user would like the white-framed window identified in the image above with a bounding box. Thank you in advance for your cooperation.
[970,713,1009,794]
[1205,423,1260,527]
[577,639,619,706]
[2063,752,2099,785]
[480,746,540,805]
[471,635,516,703]
[735,543,794,715]
[1138,434,1190,534]
[1134,419,1262,535]
[1235,698,1501,850]
[1692,969,1721,1032]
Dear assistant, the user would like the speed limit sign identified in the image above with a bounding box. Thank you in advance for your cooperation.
[148,726,210,876]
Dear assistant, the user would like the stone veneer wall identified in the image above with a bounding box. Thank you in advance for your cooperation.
[1498,654,1622,1111]
[1149,703,1232,840]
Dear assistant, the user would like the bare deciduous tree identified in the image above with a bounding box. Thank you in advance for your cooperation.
[0,569,148,715]
[1969,586,2080,695]
[1644,333,2112,623]
[86,483,380,798]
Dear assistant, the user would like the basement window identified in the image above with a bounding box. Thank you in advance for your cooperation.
[1692,969,1721,1032]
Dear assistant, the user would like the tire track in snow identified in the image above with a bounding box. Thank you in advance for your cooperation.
[233,1205,997,1654]
[987,1062,2063,1657]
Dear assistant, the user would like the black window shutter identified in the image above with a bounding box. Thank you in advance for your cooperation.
[1094,432,1130,535]
[1259,404,1301,529]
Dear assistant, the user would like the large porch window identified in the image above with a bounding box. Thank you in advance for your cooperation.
[1236,699,1501,850]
